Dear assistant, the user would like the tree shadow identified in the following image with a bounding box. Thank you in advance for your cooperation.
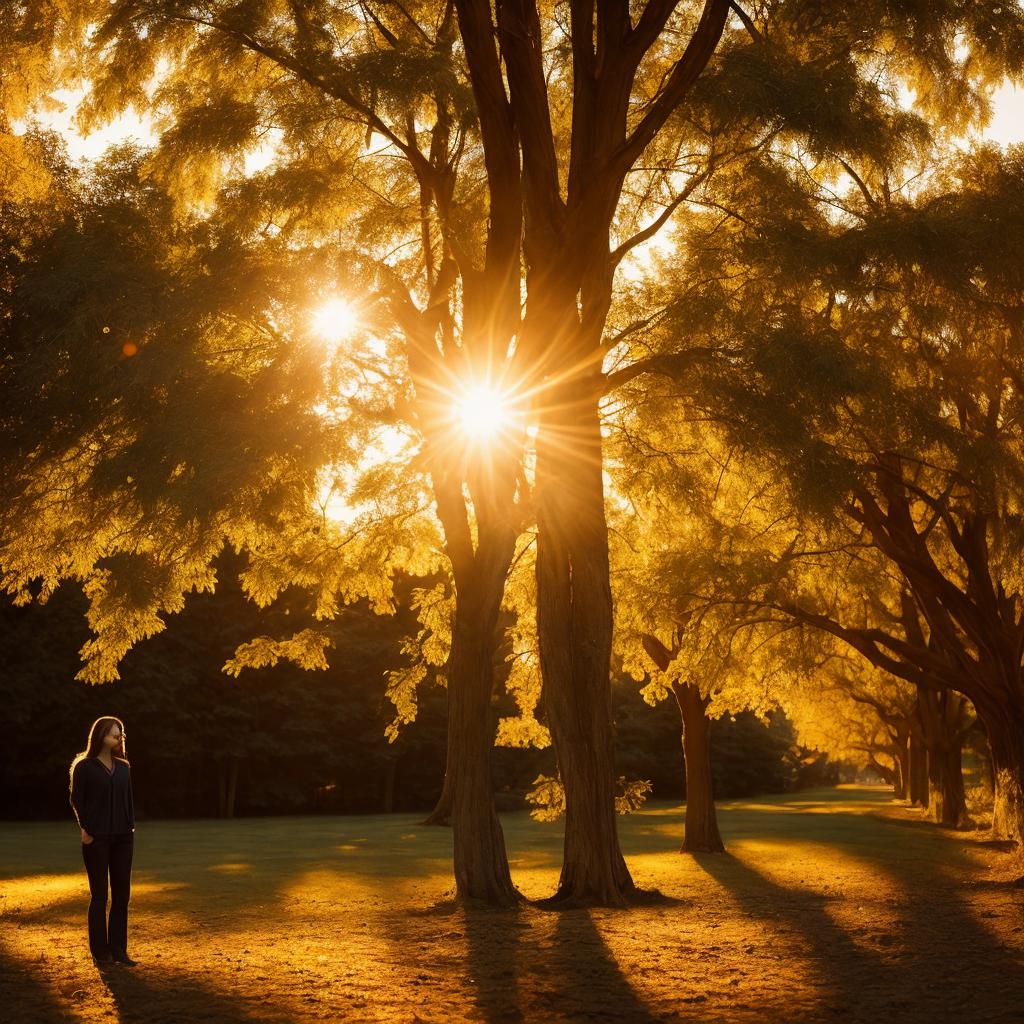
[0,945,70,1024]
[694,816,1024,1022]
[694,851,901,1020]
[454,903,669,1024]
[378,894,672,1024]
[546,907,665,1023]
[0,937,297,1024]
[461,905,528,1023]
[98,960,295,1024]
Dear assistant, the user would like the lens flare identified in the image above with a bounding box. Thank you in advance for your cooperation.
[312,299,359,343]
[456,386,510,439]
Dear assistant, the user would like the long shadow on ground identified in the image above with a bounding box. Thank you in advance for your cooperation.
[695,807,1024,1024]
[98,961,295,1024]
[0,946,69,1024]
[457,902,667,1024]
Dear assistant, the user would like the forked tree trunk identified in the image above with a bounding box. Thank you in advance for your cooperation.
[536,386,635,905]
[451,0,729,908]
[672,682,724,853]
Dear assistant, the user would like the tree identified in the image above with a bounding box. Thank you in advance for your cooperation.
[608,433,806,853]
[0,147,442,805]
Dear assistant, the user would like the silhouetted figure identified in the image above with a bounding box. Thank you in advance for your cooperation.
[68,716,137,967]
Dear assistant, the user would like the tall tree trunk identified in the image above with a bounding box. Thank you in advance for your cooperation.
[672,682,724,853]
[925,742,951,824]
[941,733,968,828]
[979,700,1024,844]
[426,460,520,902]
[921,689,969,828]
[908,715,929,809]
[421,660,503,827]
[894,732,910,800]
[447,600,517,903]
[892,753,909,798]
[892,749,909,802]
[536,385,635,905]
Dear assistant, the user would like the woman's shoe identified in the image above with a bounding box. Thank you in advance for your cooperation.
[111,950,138,966]
[92,951,114,966]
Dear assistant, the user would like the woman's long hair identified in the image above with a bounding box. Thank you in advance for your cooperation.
[68,716,129,793]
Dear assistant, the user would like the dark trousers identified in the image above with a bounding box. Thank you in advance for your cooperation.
[81,832,134,955]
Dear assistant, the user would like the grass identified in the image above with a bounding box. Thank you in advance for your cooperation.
[1,785,1022,1023]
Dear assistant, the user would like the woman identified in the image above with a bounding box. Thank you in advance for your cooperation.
[68,716,137,967]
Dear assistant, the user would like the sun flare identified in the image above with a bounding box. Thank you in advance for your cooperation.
[312,298,359,344]
[456,386,511,439]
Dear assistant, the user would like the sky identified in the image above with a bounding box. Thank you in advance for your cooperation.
[983,81,1024,145]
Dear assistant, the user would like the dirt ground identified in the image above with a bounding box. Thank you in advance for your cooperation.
[2,785,1022,1023]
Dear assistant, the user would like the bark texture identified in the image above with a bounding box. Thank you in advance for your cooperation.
[981,701,1024,844]
[536,386,635,903]
[433,468,520,903]
[919,689,970,829]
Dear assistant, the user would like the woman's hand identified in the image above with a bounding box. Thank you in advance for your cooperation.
[81,828,94,845]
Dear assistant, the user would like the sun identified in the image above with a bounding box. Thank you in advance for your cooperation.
[312,298,359,343]
[456,386,511,439]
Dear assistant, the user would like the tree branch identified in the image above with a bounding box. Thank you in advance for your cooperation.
[613,0,731,175]
[610,166,712,267]
[602,346,719,393]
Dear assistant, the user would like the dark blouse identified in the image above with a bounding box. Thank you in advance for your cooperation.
[70,757,135,836]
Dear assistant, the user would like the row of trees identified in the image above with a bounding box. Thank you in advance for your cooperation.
[2,1,1023,904]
